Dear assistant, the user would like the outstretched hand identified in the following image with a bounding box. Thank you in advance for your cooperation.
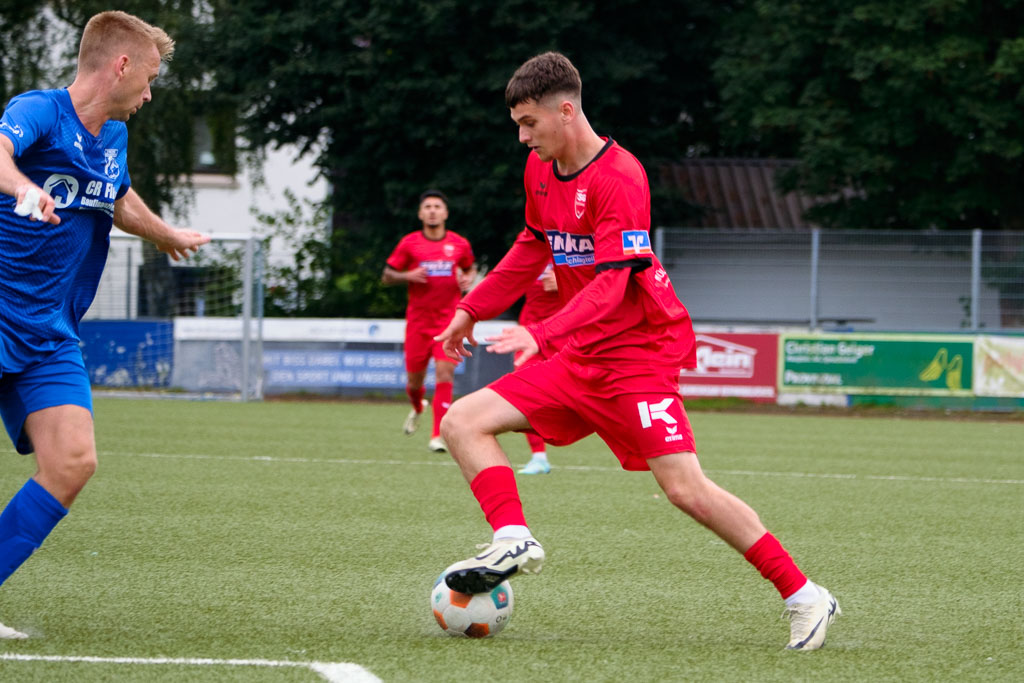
[484,325,539,367]
[434,309,478,362]
[157,228,211,261]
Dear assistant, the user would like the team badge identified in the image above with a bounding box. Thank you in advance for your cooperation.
[621,230,654,256]
[104,149,121,179]
[574,187,587,219]
[443,243,455,257]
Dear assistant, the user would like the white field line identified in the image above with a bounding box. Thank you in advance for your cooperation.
[101,450,1024,486]
[0,653,381,682]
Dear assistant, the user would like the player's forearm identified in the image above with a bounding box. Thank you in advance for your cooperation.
[0,141,32,198]
[113,189,174,244]
[459,236,548,321]
[526,267,630,351]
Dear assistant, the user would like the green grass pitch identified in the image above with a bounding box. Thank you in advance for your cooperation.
[1,398,1021,681]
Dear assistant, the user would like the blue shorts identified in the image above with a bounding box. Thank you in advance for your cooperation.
[0,341,92,454]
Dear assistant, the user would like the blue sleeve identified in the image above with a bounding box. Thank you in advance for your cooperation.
[118,167,132,198]
[0,91,57,157]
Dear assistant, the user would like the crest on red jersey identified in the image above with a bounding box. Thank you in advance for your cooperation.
[443,243,455,257]
[574,187,587,219]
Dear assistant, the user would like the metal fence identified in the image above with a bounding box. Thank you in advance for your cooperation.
[654,228,1024,332]
[84,234,265,400]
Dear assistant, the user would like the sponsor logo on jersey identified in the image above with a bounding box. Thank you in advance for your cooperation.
[420,259,455,277]
[0,121,24,138]
[621,230,653,256]
[74,133,84,152]
[43,174,79,209]
[574,187,587,219]
[104,149,121,179]
[684,334,757,379]
[546,229,594,267]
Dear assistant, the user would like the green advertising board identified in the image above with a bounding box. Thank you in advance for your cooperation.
[779,334,974,396]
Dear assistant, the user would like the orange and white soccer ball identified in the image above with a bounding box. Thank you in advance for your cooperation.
[430,570,514,638]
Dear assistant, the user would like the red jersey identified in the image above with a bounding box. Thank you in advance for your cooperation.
[518,261,561,326]
[460,139,695,381]
[387,230,474,331]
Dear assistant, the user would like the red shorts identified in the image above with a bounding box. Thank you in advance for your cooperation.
[489,353,696,471]
[404,325,457,374]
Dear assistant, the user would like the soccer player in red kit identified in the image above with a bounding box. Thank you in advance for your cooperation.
[515,261,560,474]
[434,52,840,650]
[383,190,476,452]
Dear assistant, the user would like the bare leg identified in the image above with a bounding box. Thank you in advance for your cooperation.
[647,451,766,553]
[440,387,531,483]
[25,405,98,507]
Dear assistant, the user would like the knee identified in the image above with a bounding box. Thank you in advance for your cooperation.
[39,443,97,489]
[439,399,468,442]
[662,481,714,524]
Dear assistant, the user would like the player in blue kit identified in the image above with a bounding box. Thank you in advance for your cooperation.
[0,11,209,638]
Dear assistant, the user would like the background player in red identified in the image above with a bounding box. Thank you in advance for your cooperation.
[515,261,560,474]
[434,52,840,650]
[383,190,476,452]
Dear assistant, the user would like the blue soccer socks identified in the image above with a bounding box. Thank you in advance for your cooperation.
[0,478,68,586]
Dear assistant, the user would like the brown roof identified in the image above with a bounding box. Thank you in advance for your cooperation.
[659,159,818,229]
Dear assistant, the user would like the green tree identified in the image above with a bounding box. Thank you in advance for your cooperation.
[0,2,71,103]
[210,0,732,317]
[714,0,1024,231]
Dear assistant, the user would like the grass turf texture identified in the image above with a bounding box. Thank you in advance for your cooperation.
[0,399,1021,682]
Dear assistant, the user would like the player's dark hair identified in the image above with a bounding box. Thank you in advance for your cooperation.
[505,52,582,108]
[419,189,448,206]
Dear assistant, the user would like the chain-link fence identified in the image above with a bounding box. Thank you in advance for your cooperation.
[654,229,1024,332]
[83,234,265,400]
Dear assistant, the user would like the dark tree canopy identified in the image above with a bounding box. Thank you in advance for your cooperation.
[210,0,731,316]
[715,0,1024,230]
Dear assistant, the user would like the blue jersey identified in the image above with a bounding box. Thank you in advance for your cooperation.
[0,88,131,372]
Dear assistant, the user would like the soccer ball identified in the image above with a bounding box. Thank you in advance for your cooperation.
[430,569,514,638]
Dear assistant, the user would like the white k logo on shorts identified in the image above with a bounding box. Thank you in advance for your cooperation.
[637,399,677,429]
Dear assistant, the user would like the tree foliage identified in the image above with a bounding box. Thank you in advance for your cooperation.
[210,0,732,316]
[715,0,1024,230]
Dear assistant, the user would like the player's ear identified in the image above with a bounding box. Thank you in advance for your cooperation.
[114,54,131,79]
[559,99,575,124]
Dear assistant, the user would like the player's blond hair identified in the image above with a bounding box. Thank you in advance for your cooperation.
[77,11,175,72]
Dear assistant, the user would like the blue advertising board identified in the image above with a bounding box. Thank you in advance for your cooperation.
[263,349,463,389]
[79,320,174,387]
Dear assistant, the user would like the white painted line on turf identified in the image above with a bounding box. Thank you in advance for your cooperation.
[0,653,381,682]
[99,450,1024,486]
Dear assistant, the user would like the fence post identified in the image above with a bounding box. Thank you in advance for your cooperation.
[971,229,981,331]
[126,244,132,319]
[241,237,254,401]
[809,228,820,330]
[654,227,665,262]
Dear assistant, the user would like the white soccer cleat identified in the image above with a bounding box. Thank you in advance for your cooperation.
[403,398,429,435]
[518,456,551,475]
[785,584,841,650]
[445,537,545,594]
[428,436,447,453]
[0,620,28,639]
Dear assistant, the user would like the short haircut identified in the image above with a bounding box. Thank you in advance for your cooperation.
[505,51,582,108]
[419,189,449,206]
[78,11,175,73]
